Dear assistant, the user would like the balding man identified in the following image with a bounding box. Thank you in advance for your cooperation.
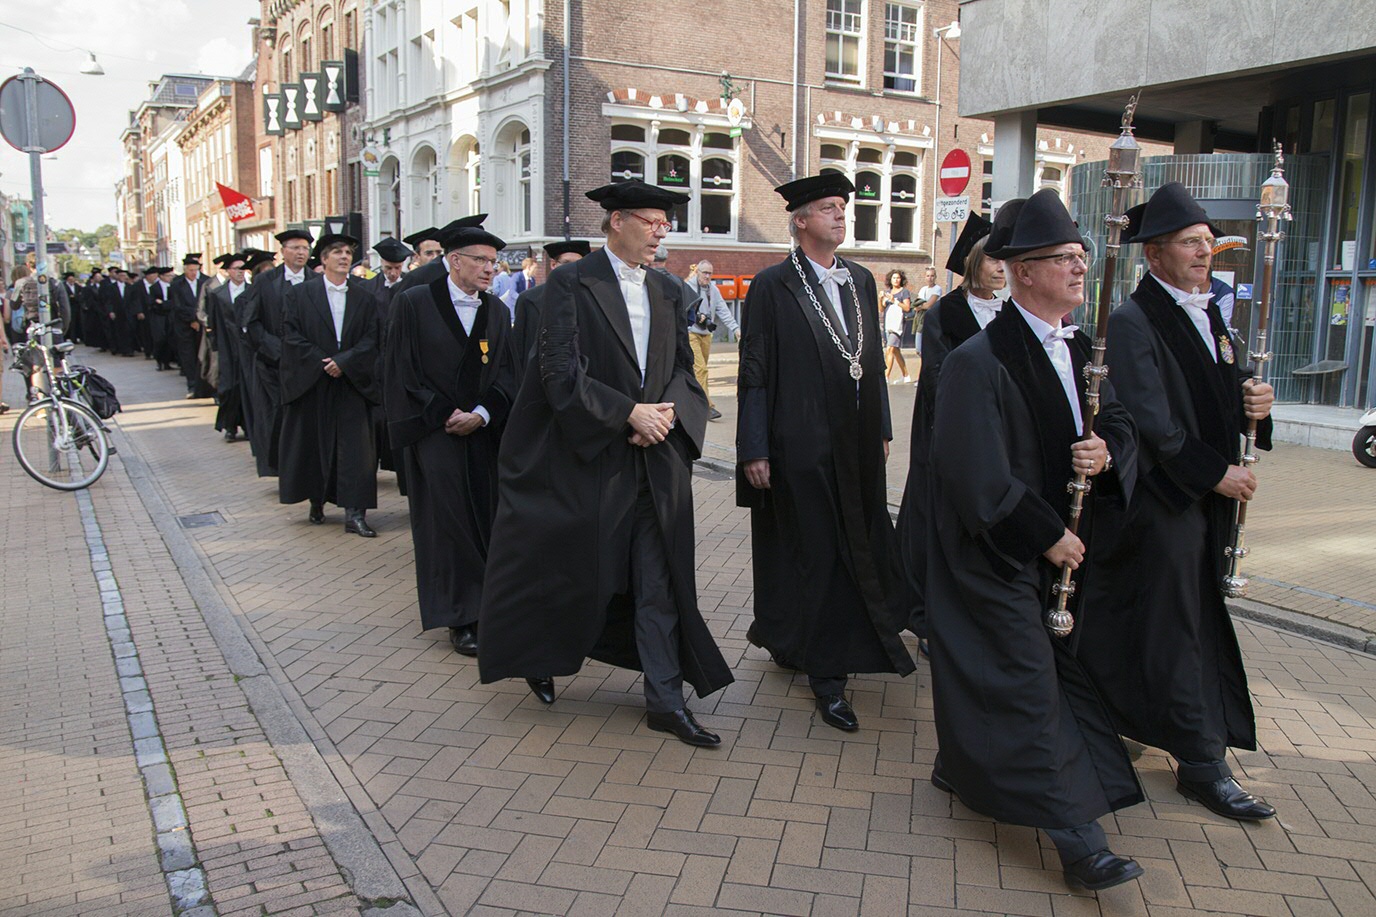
[685,260,739,420]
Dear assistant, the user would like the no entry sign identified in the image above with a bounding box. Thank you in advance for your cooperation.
[939,148,972,197]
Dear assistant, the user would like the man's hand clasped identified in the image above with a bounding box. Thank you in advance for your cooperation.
[628,402,675,447]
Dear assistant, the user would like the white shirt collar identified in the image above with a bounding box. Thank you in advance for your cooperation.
[447,275,481,304]
[324,277,349,295]
[805,252,838,281]
[603,244,639,276]
[284,266,306,284]
[1012,301,1063,343]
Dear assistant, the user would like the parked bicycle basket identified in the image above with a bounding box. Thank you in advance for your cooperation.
[69,365,122,419]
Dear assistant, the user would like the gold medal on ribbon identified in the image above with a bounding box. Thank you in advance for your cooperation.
[479,339,490,364]
[1218,334,1235,364]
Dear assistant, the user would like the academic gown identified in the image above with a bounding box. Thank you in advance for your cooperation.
[207,282,247,435]
[276,276,382,509]
[168,273,208,390]
[386,277,517,630]
[358,274,405,481]
[1076,275,1271,762]
[80,284,107,350]
[391,259,447,297]
[735,250,914,679]
[926,306,1143,829]
[144,280,174,366]
[478,248,731,697]
[125,281,157,358]
[509,283,548,380]
[242,265,294,476]
[102,281,136,355]
[893,289,986,636]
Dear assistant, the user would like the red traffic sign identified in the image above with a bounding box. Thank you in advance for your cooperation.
[0,73,76,154]
[939,148,972,196]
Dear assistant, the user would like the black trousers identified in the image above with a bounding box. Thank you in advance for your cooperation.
[630,467,683,713]
[1044,821,1108,866]
[1175,756,1231,782]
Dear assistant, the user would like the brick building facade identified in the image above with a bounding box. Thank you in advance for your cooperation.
[178,77,267,260]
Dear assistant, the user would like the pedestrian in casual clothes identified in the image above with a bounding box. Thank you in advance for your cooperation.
[880,270,912,383]
[685,260,739,421]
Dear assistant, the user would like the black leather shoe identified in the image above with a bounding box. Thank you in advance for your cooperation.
[223,430,237,443]
[816,694,859,731]
[746,622,798,670]
[344,510,376,538]
[708,407,723,421]
[1063,850,1144,891]
[450,625,478,657]
[1177,775,1277,821]
[646,708,720,747]
[308,502,325,525]
[526,677,556,704]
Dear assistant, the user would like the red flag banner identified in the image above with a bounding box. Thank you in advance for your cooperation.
[215,182,257,223]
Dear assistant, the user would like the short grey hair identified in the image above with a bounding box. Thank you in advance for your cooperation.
[786,201,817,241]
[696,260,714,272]
[653,245,670,263]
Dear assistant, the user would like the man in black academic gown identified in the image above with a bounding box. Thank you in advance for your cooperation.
[736,173,914,733]
[361,237,414,481]
[386,223,517,657]
[138,265,174,371]
[926,189,1144,891]
[206,253,249,442]
[893,214,998,648]
[81,269,107,351]
[392,216,488,297]
[479,180,730,745]
[122,267,154,360]
[102,267,136,356]
[358,238,412,315]
[61,273,83,343]
[277,233,382,535]
[168,254,209,398]
[243,230,314,477]
[1076,183,1278,822]
[510,239,590,376]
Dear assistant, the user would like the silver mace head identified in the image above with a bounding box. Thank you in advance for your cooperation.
[1103,93,1143,190]
[1222,575,1250,599]
[1044,608,1075,639]
[1259,139,1291,224]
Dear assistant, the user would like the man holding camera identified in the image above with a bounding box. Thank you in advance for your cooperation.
[686,261,739,421]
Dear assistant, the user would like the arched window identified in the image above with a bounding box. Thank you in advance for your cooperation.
[890,173,917,244]
[814,136,928,249]
[611,124,646,142]
[605,118,741,240]
[700,158,734,235]
[820,143,847,162]
[611,151,645,182]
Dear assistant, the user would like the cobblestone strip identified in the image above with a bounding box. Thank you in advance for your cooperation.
[76,486,216,916]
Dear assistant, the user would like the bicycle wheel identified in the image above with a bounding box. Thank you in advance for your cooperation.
[12,398,111,490]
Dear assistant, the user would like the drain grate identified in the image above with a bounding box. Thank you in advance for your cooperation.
[177,512,226,529]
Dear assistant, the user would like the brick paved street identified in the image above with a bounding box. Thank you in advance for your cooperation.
[3,344,1376,916]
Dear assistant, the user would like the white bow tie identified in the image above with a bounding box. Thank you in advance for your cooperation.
[1045,325,1079,343]
[818,266,851,285]
[452,291,480,305]
[325,280,349,295]
[619,265,646,286]
[1175,291,1213,311]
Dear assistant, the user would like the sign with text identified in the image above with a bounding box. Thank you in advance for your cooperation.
[215,183,257,223]
[935,195,970,224]
[939,149,972,196]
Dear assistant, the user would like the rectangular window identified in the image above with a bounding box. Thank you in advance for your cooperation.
[883,3,921,92]
[825,0,863,83]
[286,178,296,222]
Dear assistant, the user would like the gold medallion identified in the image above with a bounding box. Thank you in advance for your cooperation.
[480,339,490,364]
[1218,334,1235,364]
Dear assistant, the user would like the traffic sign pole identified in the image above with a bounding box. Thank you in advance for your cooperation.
[22,68,52,347]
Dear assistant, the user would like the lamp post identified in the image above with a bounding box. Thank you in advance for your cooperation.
[930,19,960,269]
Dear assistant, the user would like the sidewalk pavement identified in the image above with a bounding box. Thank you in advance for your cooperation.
[2,344,1376,916]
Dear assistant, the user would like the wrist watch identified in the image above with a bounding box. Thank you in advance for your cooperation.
[1103,451,1114,472]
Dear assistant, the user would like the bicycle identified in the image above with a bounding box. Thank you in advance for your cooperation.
[9,319,111,490]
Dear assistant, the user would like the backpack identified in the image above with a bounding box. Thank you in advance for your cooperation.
[70,365,121,419]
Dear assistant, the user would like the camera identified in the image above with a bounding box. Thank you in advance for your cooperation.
[695,314,717,332]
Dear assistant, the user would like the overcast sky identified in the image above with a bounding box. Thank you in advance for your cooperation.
[0,0,260,232]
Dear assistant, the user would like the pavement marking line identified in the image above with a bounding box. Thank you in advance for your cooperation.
[74,485,217,917]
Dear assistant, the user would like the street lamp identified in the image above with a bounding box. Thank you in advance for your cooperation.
[79,52,105,76]
[931,20,960,275]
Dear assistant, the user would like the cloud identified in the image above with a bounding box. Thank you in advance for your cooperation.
[196,37,252,79]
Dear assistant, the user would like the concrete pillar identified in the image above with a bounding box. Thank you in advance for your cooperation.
[992,110,1038,207]
[1174,120,1216,154]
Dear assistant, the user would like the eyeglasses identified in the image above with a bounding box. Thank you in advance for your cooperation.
[1163,236,1216,252]
[1019,251,1091,268]
[454,252,500,268]
[624,211,673,233]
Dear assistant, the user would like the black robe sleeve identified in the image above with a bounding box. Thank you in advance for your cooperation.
[736,275,773,463]
[244,281,282,365]
[537,266,640,465]
[383,292,455,448]
[279,284,330,405]
[932,344,1067,579]
[332,291,382,405]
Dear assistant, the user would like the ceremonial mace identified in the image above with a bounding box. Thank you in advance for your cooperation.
[1222,143,1291,598]
[1045,96,1142,638]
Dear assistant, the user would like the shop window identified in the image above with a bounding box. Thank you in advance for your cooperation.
[891,173,917,244]
[704,132,733,150]
[606,119,741,241]
[701,158,734,235]
[821,143,847,162]
[854,169,882,242]
[611,150,645,182]
[611,124,645,142]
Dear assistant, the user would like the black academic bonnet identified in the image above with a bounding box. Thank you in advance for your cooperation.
[183,253,202,266]
[373,237,414,264]
[1123,182,1223,245]
[984,188,1084,260]
[243,251,276,272]
[442,226,506,254]
[312,233,360,259]
[544,239,592,260]
[945,212,994,275]
[211,253,237,267]
[774,172,856,212]
[402,228,439,247]
[436,213,490,236]
[585,180,690,212]
[275,228,314,245]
